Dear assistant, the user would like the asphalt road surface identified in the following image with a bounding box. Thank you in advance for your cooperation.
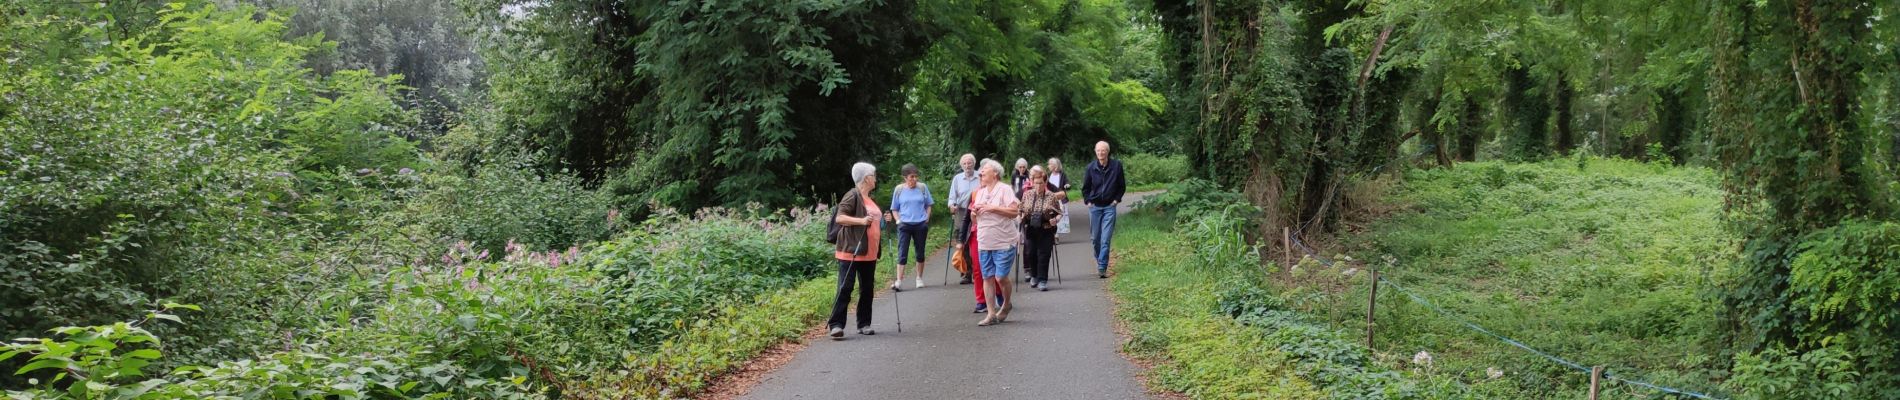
[739,193,1154,400]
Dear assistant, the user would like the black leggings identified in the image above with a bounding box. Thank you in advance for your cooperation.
[1023,226,1056,281]
[828,259,876,330]
[896,222,929,264]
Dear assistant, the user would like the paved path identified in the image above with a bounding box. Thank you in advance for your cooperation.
[739,195,1153,400]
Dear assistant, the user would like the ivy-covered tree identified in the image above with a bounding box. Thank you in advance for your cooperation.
[1709,0,1899,396]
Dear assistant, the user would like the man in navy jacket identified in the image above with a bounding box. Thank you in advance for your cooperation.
[1080,141,1125,278]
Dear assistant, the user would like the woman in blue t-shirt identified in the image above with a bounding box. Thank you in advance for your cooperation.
[888,164,935,291]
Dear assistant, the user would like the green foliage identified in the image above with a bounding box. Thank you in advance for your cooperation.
[0,3,420,371]
[913,0,1166,162]
[3,306,541,399]
[581,207,831,350]
[1708,2,1898,388]
[1111,210,1481,399]
[1121,153,1188,188]
[1134,178,1250,219]
[258,0,486,117]
[409,159,617,255]
[467,0,930,213]
[1308,158,1735,397]
[1727,345,1865,400]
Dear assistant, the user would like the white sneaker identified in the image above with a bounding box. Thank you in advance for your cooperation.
[915,278,925,288]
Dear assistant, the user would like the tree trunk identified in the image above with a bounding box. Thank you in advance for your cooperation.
[1418,88,1450,167]
[1504,64,1550,159]
[1456,97,1481,162]
[1655,88,1689,164]
[1553,71,1576,155]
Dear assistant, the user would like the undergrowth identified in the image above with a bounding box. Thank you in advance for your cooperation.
[1297,158,1738,398]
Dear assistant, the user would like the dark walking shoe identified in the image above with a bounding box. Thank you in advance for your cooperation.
[958,275,973,285]
[829,327,845,340]
[1098,270,1108,279]
[1038,282,1049,291]
[974,304,988,314]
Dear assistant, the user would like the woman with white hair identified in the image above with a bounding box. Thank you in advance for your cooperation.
[1019,166,1063,290]
[828,162,883,339]
[1046,157,1072,237]
[971,159,1022,326]
[1011,158,1031,198]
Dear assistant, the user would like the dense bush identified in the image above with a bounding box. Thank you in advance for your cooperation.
[1134,178,1254,219]
[3,204,835,398]
[1,306,541,399]
[0,3,423,375]
[410,159,618,255]
[1723,220,1900,398]
[1120,153,1188,188]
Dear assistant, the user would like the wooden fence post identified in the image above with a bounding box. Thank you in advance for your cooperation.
[1589,366,1603,400]
[1366,269,1379,351]
[1283,227,1292,269]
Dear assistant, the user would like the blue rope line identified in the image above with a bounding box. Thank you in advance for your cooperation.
[1285,234,1723,400]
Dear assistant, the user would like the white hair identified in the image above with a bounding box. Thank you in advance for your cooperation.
[851,162,876,185]
[1029,165,1045,175]
[1046,157,1063,173]
[979,159,1003,175]
[1015,158,1029,168]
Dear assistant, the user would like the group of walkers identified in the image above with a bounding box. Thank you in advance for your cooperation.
[827,141,1128,338]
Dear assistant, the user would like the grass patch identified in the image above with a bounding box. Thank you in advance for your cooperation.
[1293,158,1736,398]
[1110,209,1490,399]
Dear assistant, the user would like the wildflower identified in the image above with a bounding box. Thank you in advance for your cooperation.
[476,249,490,260]
[1412,351,1434,368]
[1342,267,1358,277]
[1486,367,1504,380]
[397,168,414,175]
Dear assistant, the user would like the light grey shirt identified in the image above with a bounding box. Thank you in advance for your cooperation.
[948,170,980,209]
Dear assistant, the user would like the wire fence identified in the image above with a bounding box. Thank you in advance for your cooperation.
[1284,233,1724,400]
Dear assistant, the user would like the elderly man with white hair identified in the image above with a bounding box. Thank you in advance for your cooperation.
[971,158,1022,326]
[946,154,980,286]
[1080,141,1126,279]
[827,162,884,340]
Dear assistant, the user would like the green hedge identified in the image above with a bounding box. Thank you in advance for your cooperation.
[1122,153,1188,188]
[3,205,839,399]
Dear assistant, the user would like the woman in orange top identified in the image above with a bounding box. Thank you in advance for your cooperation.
[829,162,883,340]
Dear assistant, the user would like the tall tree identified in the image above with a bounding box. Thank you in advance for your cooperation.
[1710,4,1895,391]
[464,0,931,213]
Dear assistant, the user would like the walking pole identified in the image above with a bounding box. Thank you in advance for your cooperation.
[1015,221,1024,294]
[1053,239,1062,286]
[886,220,902,333]
[944,242,951,286]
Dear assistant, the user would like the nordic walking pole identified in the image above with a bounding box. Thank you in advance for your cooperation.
[886,219,902,333]
[1053,239,1062,286]
[945,212,956,286]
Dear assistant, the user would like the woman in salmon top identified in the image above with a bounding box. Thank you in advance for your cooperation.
[829,162,883,339]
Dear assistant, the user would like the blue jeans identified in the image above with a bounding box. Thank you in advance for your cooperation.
[1089,205,1117,271]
